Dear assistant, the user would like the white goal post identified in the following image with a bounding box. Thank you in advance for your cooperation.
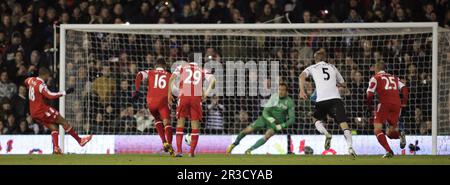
[58,23,446,155]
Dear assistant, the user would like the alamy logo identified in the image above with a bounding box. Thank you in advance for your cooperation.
[170,53,280,97]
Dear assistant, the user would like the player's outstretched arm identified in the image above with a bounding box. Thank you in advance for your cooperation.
[132,71,147,102]
[134,72,143,93]
[298,72,308,100]
[41,84,68,99]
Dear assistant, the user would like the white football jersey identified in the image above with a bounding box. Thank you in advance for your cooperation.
[303,61,344,102]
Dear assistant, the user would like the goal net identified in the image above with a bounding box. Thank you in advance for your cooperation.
[59,23,449,155]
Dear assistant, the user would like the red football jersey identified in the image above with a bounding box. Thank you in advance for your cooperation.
[25,77,64,116]
[173,63,205,97]
[139,68,172,103]
[366,71,405,106]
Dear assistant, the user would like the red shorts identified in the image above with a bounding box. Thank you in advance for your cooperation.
[374,103,401,127]
[176,96,202,120]
[147,99,170,121]
[31,107,60,127]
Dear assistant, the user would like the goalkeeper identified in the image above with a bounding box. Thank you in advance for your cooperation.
[227,83,295,154]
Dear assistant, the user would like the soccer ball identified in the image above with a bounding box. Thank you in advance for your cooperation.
[185,133,192,145]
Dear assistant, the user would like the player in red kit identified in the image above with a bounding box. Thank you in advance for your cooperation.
[168,54,215,157]
[133,58,175,156]
[366,62,409,158]
[25,68,92,154]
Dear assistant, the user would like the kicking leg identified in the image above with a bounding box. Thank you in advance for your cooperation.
[386,108,405,149]
[55,115,92,146]
[227,126,255,154]
[386,125,400,139]
[246,128,275,154]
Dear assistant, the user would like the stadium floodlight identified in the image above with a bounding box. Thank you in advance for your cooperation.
[59,23,449,155]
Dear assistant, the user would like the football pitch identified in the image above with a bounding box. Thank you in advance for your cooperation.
[1,154,450,165]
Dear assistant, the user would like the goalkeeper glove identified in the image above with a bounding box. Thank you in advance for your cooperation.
[276,123,287,131]
[275,124,282,131]
[65,87,75,95]
[266,117,276,124]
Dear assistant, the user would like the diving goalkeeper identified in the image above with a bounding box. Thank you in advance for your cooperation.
[226,83,295,154]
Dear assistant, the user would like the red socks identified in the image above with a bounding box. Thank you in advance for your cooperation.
[176,127,184,154]
[51,131,59,148]
[190,129,199,155]
[376,131,392,153]
[165,125,173,144]
[66,126,81,143]
[155,121,166,144]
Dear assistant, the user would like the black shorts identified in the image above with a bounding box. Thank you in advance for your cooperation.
[313,98,348,123]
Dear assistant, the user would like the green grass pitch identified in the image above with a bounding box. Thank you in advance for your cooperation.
[1,154,450,165]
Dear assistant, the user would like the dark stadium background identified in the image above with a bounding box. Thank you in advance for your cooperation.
[0,0,448,136]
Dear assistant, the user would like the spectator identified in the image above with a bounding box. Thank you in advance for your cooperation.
[373,9,386,22]
[344,9,364,23]
[206,95,225,132]
[26,115,39,134]
[178,4,194,24]
[0,71,17,99]
[393,8,409,22]
[302,10,312,23]
[60,11,71,24]
[92,65,116,105]
[118,80,132,104]
[0,14,13,38]
[22,27,39,60]
[11,85,27,118]
[113,3,125,20]
[119,104,137,134]
[5,114,16,134]
[0,31,7,54]
[190,0,202,22]
[258,3,275,23]
[423,3,435,21]
[0,120,6,134]
[444,10,450,28]
[244,0,258,23]
[133,1,156,24]
[371,0,387,12]
[14,118,32,134]
[2,32,22,67]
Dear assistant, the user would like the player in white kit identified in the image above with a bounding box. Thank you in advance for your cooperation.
[299,49,357,157]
